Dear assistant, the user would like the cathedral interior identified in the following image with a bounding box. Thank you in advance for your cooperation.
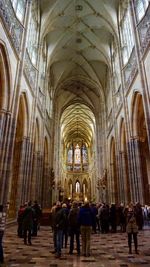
[1,0,150,266]
[0,0,150,215]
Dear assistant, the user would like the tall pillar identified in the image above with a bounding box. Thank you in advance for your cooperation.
[128,137,144,204]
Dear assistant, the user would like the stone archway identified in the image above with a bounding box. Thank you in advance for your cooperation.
[110,137,118,204]
[131,92,150,204]
[0,43,12,204]
[0,43,11,110]
[120,119,131,204]
[9,94,28,218]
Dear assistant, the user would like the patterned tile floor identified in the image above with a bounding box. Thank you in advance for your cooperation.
[2,225,150,267]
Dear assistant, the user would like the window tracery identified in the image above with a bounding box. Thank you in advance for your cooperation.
[27,1,40,65]
[120,7,134,65]
[75,144,81,164]
[75,181,80,193]
[135,0,149,22]
[11,0,26,22]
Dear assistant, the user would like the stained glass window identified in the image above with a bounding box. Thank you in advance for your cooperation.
[74,144,81,164]
[27,1,40,65]
[82,145,88,164]
[120,8,134,65]
[68,146,73,164]
[75,181,80,193]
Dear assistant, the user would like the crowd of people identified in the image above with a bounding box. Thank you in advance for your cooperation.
[49,201,149,258]
[0,200,150,263]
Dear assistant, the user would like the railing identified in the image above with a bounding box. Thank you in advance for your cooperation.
[137,4,150,55]
[24,50,37,90]
[123,47,138,90]
[0,0,24,53]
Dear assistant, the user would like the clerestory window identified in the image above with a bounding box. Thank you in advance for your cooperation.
[27,1,40,65]
[135,0,149,22]
[11,0,26,22]
[120,8,134,65]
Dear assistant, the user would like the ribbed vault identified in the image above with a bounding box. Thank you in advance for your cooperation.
[39,0,119,163]
[60,103,95,146]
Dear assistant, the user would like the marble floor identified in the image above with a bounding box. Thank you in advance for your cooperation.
[2,225,150,267]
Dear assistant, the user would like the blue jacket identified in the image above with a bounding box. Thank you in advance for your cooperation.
[78,206,94,226]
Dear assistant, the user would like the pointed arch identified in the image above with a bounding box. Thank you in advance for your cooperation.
[131,91,144,137]
[131,92,150,204]
[9,93,29,218]
[0,42,11,110]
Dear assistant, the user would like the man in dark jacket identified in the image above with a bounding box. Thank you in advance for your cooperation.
[32,201,42,236]
[68,201,80,255]
[78,201,94,257]
[22,201,34,245]
[53,201,67,258]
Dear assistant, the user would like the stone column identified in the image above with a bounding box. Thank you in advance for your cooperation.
[19,137,32,205]
[118,151,125,203]
[128,137,144,204]
[42,162,50,208]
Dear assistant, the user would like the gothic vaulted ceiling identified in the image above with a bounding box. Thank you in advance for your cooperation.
[40,0,119,145]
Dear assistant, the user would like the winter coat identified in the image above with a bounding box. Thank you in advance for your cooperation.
[53,207,67,230]
[126,210,138,234]
[22,207,34,230]
[68,207,80,229]
[78,206,94,227]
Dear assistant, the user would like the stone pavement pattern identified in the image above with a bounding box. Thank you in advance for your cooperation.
[2,226,150,267]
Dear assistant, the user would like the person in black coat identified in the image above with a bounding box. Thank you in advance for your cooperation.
[22,201,34,245]
[68,201,80,255]
[53,202,67,258]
